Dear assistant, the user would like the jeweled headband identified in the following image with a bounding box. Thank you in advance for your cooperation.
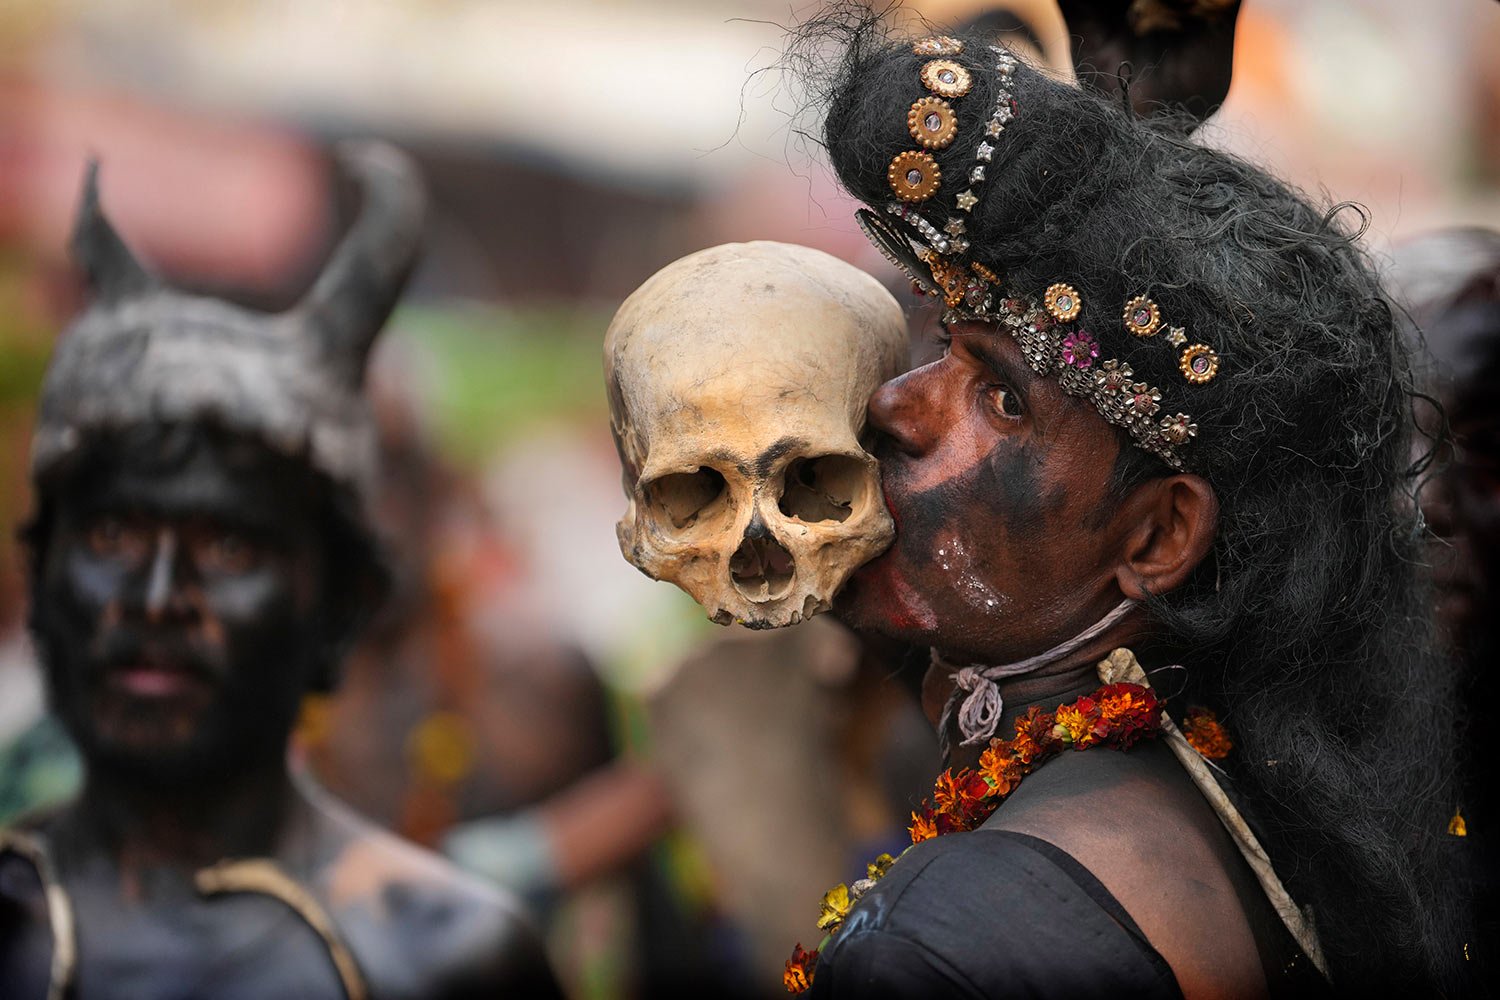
[855,38,1221,473]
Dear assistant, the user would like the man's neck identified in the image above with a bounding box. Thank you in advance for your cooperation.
[59,756,309,879]
[930,621,1151,769]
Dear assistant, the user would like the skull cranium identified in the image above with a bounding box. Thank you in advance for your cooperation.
[604,241,908,628]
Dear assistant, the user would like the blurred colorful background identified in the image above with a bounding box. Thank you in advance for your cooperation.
[1,1,1498,996]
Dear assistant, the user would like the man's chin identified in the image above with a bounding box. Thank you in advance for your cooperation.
[67,700,270,784]
[833,552,937,644]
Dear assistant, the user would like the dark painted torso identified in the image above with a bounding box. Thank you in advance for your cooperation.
[0,789,561,1000]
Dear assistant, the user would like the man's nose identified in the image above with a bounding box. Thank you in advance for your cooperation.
[139,529,190,623]
[867,360,946,456]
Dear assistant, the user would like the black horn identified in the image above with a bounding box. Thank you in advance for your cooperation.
[296,140,426,387]
[69,159,157,302]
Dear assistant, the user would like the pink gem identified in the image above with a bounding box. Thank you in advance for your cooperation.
[1192,356,1211,374]
[1061,332,1099,369]
[925,112,942,131]
[906,168,924,185]
[1056,295,1073,313]
[1133,308,1151,327]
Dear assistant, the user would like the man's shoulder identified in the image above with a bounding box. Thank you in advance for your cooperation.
[812,831,1180,999]
[308,793,561,998]
[845,827,1120,930]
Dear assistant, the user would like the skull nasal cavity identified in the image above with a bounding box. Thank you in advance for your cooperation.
[779,455,865,523]
[730,534,795,603]
[647,468,726,530]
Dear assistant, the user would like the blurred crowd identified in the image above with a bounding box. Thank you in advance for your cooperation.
[1,1,1498,997]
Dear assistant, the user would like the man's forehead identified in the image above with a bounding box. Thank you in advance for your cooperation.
[64,427,310,520]
[946,320,1040,387]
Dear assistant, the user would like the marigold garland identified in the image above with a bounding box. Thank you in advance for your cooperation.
[785,681,1164,993]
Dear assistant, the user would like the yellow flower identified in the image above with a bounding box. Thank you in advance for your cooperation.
[1053,703,1090,744]
[1449,808,1468,837]
[817,883,852,930]
[867,853,896,881]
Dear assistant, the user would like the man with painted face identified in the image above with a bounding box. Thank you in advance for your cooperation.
[0,144,562,999]
[781,14,1470,1000]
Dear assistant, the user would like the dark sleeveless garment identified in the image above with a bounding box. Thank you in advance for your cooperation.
[807,829,1329,999]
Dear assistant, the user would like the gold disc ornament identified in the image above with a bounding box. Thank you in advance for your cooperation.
[1179,343,1220,383]
[1044,282,1082,322]
[921,59,972,98]
[1123,296,1162,337]
[907,97,958,150]
[888,150,942,202]
[913,36,964,57]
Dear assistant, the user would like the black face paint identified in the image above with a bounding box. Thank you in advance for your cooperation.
[982,441,1070,543]
[33,424,331,785]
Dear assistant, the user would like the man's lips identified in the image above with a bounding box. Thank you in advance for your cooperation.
[103,659,212,699]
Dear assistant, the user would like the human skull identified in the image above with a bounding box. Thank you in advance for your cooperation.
[604,241,908,628]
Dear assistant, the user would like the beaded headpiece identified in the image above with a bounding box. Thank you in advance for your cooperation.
[855,39,1221,472]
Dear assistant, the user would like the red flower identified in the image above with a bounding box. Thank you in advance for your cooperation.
[785,943,819,993]
[1095,683,1162,748]
[1014,706,1057,751]
[953,769,995,826]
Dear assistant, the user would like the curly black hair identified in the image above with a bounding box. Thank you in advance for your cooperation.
[790,7,1467,992]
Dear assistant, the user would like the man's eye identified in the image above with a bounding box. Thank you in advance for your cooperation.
[86,517,146,559]
[195,533,259,574]
[988,385,1023,418]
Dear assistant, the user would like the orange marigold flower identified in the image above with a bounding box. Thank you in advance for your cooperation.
[978,744,1023,795]
[1008,729,1042,765]
[785,943,818,993]
[909,805,939,844]
[817,883,851,931]
[932,770,962,812]
[1183,706,1232,759]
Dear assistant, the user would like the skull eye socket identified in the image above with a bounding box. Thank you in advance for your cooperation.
[779,455,868,524]
[645,468,727,530]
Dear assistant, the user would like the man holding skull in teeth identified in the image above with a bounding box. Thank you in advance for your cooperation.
[786,15,1469,1000]
[610,11,1473,1000]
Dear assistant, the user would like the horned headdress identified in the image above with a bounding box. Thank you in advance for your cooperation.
[30,140,427,504]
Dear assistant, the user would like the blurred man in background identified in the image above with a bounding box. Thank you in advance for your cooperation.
[0,143,561,999]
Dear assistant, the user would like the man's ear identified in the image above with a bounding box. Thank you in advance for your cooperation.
[1113,474,1219,600]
